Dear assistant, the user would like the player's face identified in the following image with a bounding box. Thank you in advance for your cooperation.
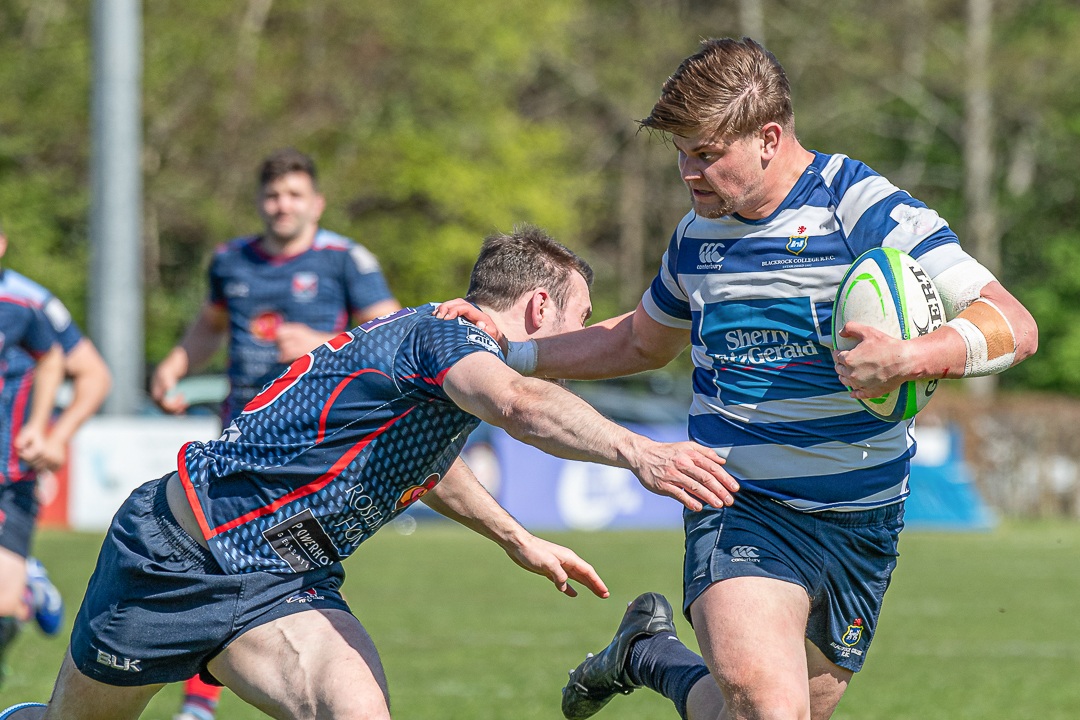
[258,172,325,241]
[674,130,768,219]
[548,271,593,336]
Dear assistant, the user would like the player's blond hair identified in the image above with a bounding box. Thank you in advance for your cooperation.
[641,37,794,140]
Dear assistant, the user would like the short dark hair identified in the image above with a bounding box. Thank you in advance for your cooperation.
[259,148,318,188]
[641,37,793,139]
[465,225,593,314]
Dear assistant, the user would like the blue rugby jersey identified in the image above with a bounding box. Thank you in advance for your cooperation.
[209,228,395,423]
[0,270,62,484]
[643,151,974,512]
[178,304,505,574]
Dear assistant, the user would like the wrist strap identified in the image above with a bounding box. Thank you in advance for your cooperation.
[504,339,538,376]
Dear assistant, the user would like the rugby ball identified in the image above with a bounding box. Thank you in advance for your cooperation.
[832,248,946,422]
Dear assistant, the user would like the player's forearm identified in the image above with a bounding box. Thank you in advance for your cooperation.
[497,377,643,469]
[423,460,531,551]
[27,346,64,432]
[47,353,111,445]
[177,306,227,371]
[534,311,675,380]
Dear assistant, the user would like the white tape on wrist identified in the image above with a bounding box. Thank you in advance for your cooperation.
[504,339,538,376]
[944,298,1016,377]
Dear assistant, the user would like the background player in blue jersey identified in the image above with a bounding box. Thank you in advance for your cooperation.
[438,39,1038,720]
[0,225,68,688]
[149,148,399,720]
[151,147,400,425]
[0,222,113,685]
[4,227,738,720]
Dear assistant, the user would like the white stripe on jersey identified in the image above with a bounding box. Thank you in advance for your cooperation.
[781,479,910,512]
[641,284,692,329]
[921,243,975,278]
[714,421,913,480]
[819,153,846,186]
[690,391,858,425]
[834,174,900,235]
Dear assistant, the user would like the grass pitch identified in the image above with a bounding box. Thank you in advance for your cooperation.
[2,521,1079,719]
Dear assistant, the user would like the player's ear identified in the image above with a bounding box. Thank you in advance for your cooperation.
[760,122,782,161]
[525,289,551,333]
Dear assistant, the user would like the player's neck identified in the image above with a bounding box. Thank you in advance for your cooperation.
[740,140,815,221]
[260,224,318,257]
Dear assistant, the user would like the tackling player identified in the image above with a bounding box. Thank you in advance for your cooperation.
[150,147,399,720]
[438,39,1038,720]
[0,223,68,687]
[1,226,739,720]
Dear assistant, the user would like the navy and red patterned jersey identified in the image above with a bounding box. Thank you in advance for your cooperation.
[178,304,505,574]
[0,270,62,484]
[208,228,395,423]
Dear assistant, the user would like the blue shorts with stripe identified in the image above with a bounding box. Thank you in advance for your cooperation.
[683,490,904,672]
[69,475,351,686]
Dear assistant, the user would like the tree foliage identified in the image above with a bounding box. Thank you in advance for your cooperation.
[0,0,1078,390]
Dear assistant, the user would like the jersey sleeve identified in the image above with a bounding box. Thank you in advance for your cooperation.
[641,228,693,329]
[404,312,505,397]
[343,243,395,313]
[41,295,83,353]
[21,306,60,358]
[834,160,969,276]
[208,251,228,308]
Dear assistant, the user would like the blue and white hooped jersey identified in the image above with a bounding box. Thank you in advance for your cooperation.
[178,304,504,574]
[643,151,974,512]
[0,270,63,484]
[209,228,395,424]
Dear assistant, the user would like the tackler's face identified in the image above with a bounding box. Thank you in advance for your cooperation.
[545,271,593,337]
[674,130,768,220]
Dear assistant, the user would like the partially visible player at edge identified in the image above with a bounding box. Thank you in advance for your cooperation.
[0,220,83,687]
[150,147,399,720]
[438,38,1038,720]
[1,226,739,720]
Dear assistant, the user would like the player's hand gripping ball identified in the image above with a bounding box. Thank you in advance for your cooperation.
[832,248,946,421]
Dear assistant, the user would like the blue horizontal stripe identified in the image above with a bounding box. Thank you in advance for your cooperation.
[848,191,912,256]
[908,229,960,260]
[825,155,881,197]
[738,452,912,507]
[689,409,891,449]
[648,274,692,320]
[700,361,847,404]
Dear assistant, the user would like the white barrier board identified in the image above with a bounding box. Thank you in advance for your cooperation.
[70,416,221,531]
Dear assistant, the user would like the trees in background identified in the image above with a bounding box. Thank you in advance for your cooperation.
[0,0,1078,392]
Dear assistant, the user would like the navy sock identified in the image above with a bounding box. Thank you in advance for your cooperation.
[626,631,712,720]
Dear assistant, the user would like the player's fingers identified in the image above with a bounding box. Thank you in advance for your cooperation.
[690,452,738,491]
[661,484,703,512]
[565,558,609,598]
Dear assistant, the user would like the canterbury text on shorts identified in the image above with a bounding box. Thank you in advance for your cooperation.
[682,489,904,672]
[0,481,38,558]
[69,475,351,686]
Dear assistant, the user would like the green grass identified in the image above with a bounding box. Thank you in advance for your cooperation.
[2,521,1080,718]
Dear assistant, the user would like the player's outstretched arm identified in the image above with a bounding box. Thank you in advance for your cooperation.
[422,458,609,598]
[436,300,690,380]
[151,302,228,413]
[834,281,1038,399]
[16,344,64,470]
[443,352,738,511]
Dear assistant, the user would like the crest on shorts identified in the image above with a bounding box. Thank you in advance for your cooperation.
[787,226,808,255]
[841,618,863,646]
[395,473,441,511]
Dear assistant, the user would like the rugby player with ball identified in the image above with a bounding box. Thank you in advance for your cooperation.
[439,37,1037,720]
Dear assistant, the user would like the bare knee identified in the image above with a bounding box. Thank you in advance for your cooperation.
[720,677,810,720]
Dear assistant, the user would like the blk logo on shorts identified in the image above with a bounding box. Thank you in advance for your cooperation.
[96,649,142,672]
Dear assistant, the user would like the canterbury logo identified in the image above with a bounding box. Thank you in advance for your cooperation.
[699,243,725,265]
[729,545,760,559]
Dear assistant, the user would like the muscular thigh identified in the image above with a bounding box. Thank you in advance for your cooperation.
[210,608,391,720]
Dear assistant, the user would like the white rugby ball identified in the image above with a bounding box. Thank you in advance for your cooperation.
[832,247,946,422]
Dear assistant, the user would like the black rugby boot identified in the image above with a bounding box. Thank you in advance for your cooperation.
[561,592,676,719]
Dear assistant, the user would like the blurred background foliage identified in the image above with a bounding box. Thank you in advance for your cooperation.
[0,0,1077,390]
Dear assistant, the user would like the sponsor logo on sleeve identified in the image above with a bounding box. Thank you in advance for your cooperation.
[889,204,939,236]
[262,509,340,573]
[349,245,381,274]
[291,272,319,302]
[395,473,441,511]
[466,330,501,354]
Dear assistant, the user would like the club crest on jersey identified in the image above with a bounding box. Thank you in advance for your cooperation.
[395,473,441,511]
[787,227,809,255]
[250,311,283,343]
[291,272,319,301]
[841,618,863,646]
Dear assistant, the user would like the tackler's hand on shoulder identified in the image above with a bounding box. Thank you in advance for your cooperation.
[434,299,505,349]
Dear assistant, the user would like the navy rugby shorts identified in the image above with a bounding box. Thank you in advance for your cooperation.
[70,475,351,686]
[683,489,904,672]
[0,480,38,558]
